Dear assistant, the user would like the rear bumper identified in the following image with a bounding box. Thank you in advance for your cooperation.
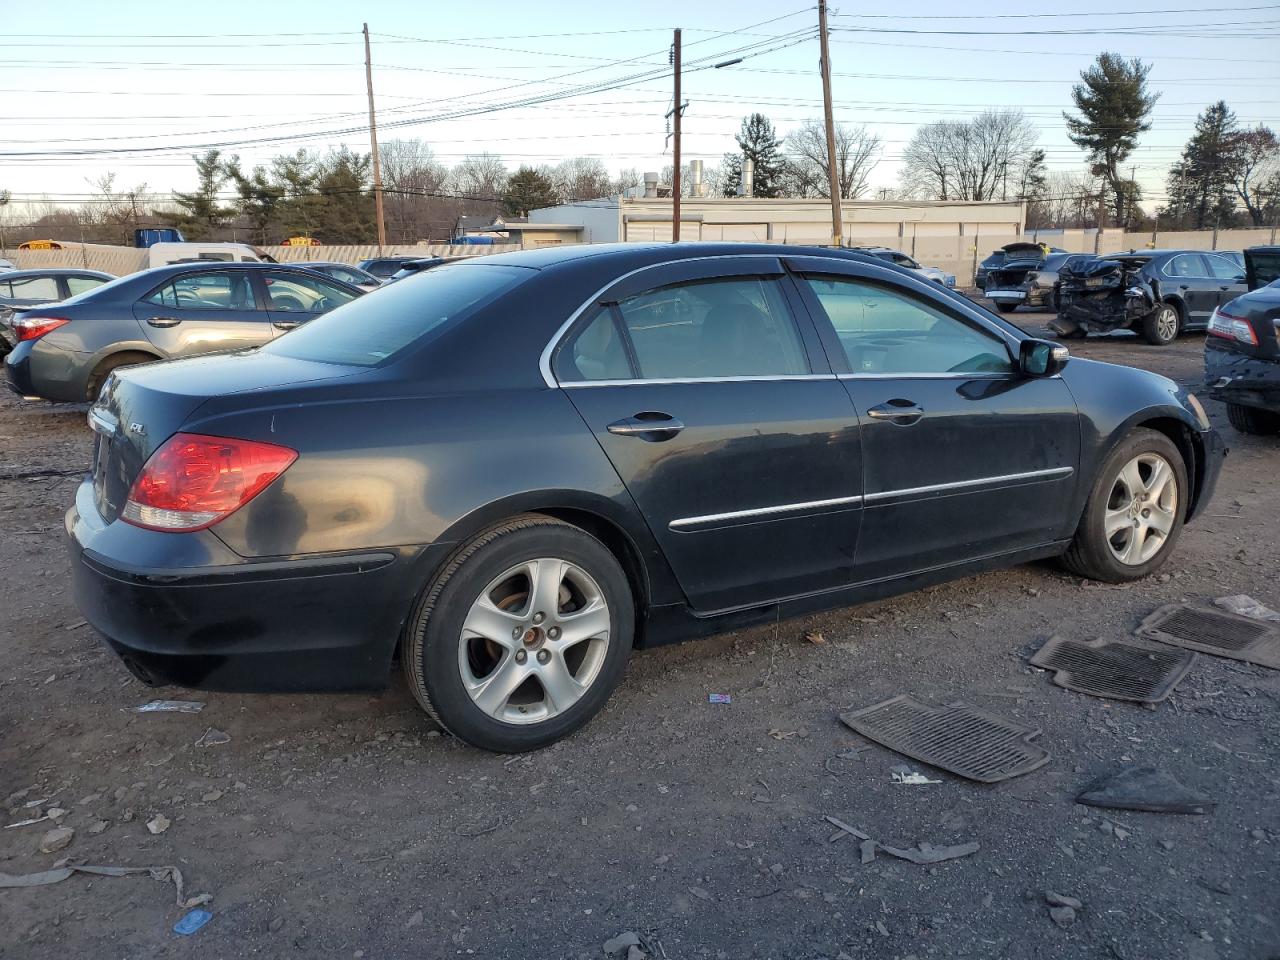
[66,480,456,691]
[985,289,1026,303]
[4,339,89,402]
[1205,350,1280,413]
[3,341,37,397]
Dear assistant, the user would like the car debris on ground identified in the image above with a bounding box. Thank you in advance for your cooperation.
[1077,767,1215,815]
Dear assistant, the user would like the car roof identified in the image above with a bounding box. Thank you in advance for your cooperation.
[466,241,892,273]
[0,268,114,279]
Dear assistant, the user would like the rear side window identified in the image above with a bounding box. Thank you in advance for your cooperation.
[559,276,807,382]
[1204,254,1243,280]
[145,272,255,310]
[65,275,106,296]
[264,263,529,367]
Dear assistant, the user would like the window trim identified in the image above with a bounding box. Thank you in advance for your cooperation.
[542,254,815,388]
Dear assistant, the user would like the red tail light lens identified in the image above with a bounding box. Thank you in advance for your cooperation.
[122,433,297,532]
[15,316,70,342]
[1207,308,1258,346]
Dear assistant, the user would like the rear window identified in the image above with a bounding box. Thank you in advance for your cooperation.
[263,263,530,367]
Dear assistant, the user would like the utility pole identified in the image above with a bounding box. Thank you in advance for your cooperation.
[817,0,843,247]
[671,28,681,243]
[363,23,387,250]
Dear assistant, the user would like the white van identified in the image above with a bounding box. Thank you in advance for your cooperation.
[146,242,276,268]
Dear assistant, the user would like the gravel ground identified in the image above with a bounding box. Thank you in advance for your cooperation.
[1,311,1278,960]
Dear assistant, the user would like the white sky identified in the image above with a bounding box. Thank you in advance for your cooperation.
[2,0,1278,214]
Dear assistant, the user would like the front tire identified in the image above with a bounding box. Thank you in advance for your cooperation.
[1061,428,1187,583]
[402,515,633,752]
[995,302,1019,314]
[1226,401,1280,435]
[1141,303,1180,346]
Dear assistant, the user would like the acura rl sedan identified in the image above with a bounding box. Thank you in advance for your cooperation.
[67,243,1224,752]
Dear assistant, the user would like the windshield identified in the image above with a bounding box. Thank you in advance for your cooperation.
[263,262,532,367]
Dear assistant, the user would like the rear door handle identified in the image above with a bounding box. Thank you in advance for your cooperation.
[146,316,181,328]
[272,320,301,331]
[606,412,684,440]
[867,400,924,425]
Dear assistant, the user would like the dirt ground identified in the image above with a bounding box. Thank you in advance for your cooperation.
[1,310,1278,960]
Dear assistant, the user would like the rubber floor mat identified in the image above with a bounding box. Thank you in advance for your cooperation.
[1136,604,1280,670]
[839,696,1050,783]
[1030,635,1194,703]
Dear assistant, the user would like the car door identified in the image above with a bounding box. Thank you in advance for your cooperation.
[262,270,360,334]
[552,257,864,613]
[1162,254,1220,324]
[133,269,273,357]
[787,256,1081,582]
[1203,253,1249,315]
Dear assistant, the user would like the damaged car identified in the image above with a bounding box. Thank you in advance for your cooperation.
[1205,246,1280,435]
[982,243,1068,312]
[984,252,1095,313]
[1053,250,1247,346]
[976,242,1066,292]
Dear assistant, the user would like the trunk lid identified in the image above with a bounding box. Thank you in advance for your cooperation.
[87,349,358,523]
[1244,246,1280,291]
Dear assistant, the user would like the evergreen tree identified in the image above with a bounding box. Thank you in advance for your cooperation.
[501,166,558,217]
[172,149,232,239]
[1165,102,1240,229]
[314,148,375,243]
[1064,53,1159,223]
[721,114,785,198]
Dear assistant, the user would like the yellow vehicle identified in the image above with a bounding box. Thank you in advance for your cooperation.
[18,240,64,250]
[282,236,320,247]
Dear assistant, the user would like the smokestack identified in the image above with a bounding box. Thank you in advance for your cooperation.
[689,159,704,198]
[737,158,754,197]
[643,171,660,199]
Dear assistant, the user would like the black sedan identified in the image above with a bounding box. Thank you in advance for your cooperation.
[385,257,447,283]
[67,243,1224,752]
[1055,249,1246,345]
[1205,246,1280,435]
[976,242,1066,290]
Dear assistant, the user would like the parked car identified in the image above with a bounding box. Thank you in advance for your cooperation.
[4,262,362,402]
[1205,245,1280,435]
[358,256,423,279]
[297,261,383,292]
[146,242,274,267]
[976,243,1067,290]
[1,269,115,358]
[1053,250,1247,345]
[983,253,1095,313]
[66,243,1224,753]
[386,257,447,283]
[983,243,1072,312]
[851,247,955,287]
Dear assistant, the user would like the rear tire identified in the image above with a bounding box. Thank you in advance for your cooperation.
[85,352,156,402]
[1141,303,1181,346]
[1061,428,1187,583]
[995,302,1019,314]
[1226,401,1280,435]
[401,514,633,753]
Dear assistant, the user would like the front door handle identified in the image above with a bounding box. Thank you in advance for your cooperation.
[1178,284,1190,291]
[272,319,301,331]
[606,412,684,440]
[146,316,181,328]
[867,399,924,425]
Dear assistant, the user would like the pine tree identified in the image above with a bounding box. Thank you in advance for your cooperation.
[1165,102,1241,229]
[721,114,785,198]
[501,167,559,217]
[1064,53,1159,223]
[172,150,233,239]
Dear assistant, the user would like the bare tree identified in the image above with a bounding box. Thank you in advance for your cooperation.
[450,154,508,201]
[380,139,451,241]
[1230,124,1280,226]
[551,158,613,202]
[783,120,881,199]
[900,110,1039,202]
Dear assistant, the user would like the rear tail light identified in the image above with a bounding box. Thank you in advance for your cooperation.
[122,433,297,532]
[14,316,70,342]
[1207,308,1258,346]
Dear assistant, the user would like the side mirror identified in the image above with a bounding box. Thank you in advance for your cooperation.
[1020,338,1069,377]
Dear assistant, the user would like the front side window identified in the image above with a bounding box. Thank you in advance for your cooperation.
[0,275,59,300]
[1164,254,1207,279]
[264,272,358,313]
[561,276,808,382]
[802,275,1012,375]
[144,272,254,310]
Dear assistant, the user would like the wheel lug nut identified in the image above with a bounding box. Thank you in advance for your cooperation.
[512,627,522,640]
[515,649,528,664]
[536,650,550,664]
[547,626,561,640]
[532,612,545,625]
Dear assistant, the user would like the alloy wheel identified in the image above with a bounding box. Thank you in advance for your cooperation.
[458,558,611,725]
[1156,306,1179,342]
[1104,453,1178,565]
